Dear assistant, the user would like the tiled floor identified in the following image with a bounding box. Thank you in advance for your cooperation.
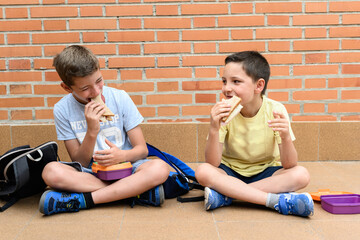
[2,162,360,240]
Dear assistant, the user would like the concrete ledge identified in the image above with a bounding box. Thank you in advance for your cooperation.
[1,122,359,162]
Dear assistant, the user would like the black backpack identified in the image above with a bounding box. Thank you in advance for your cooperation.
[0,141,58,212]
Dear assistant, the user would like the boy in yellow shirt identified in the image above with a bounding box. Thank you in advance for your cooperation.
[195,51,314,217]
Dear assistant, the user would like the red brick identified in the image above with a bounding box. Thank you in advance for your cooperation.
[219,42,265,53]
[257,28,302,39]
[193,43,215,54]
[101,69,117,80]
[342,14,360,24]
[284,104,300,114]
[183,30,228,41]
[293,40,339,51]
[35,109,54,120]
[5,8,28,18]
[109,57,155,68]
[146,94,192,105]
[341,115,360,121]
[342,64,360,74]
[144,18,191,29]
[146,68,192,79]
[138,107,156,118]
[0,98,44,107]
[195,94,216,103]
[118,44,141,55]
[10,84,32,94]
[129,95,142,105]
[31,6,77,17]
[231,29,253,40]
[271,66,290,76]
[218,16,264,27]
[47,97,64,107]
[9,59,31,70]
[305,53,327,64]
[44,20,66,31]
[183,105,212,116]
[34,85,66,94]
[267,15,290,26]
[0,20,41,31]
[0,85,6,95]
[33,33,79,44]
[264,53,302,65]
[157,31,179,41]
[267,92,289,102]
[156,5,178,16]
[195,68,217,78]
[328,78,360,88]
[181,4,228,15]
[0,0,38,5]
[157,57,179,67]
[292,115,337,121]
[11,110,33,120]
[330,27,360,37]
[0,111,8,120]
[70,19,117,30]
[341,90,360,100]
[119,19,141,29]
[304,103,325,113]
[330,52,360,63]
[231,3,253,14]
[120,70,142,80]
[108,31,154,42]
[305,78,326,88]
[328,103,360,113]
[268,41,290,52]
[0,71,42,82]
[293,15,339,26]
[108,82,154,92]
[293,90,337,100]
[305,2,328,12]
[80,6,103,17]
[106,5,153,16]
[85,44,116,55]
[157,82,178,92]
[34,59,55,70]
[69,0,116,3]
[342,39,360,50]
[293,65,338,76]
[7,33,30,44]
[267,79,302,90]
[330,1,360,12]
[256,2,302,13]
[45,72,61,82]
[158,107,179,116]
[194,17,216,28]
[83,32,105,43]
[182,81,221,91]
[43,0,66,4]
[305,28,327,38]
[44,45,67,57]
[144,43,191,54]
[182,55,224,66]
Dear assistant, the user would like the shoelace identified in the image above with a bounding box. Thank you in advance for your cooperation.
[55,199,80,212]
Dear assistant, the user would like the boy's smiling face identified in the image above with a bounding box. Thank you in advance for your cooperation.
[222,62,263,105]
[61,69,104,104]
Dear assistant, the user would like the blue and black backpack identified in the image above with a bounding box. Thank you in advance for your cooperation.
[146,143,204,202]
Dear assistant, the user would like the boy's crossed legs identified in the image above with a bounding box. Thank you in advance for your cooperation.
[39,159,169,215]
[195,163,314,217]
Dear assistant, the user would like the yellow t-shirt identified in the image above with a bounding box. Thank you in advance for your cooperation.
[219,96,295,177]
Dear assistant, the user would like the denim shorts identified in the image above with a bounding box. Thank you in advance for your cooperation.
[60,159,150,175]
[219,163,283,184]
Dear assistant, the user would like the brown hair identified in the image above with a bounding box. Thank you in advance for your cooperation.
[53,45,100,86]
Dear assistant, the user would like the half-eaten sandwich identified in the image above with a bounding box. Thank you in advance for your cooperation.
[222,96,243,124]
[91,94,114,122]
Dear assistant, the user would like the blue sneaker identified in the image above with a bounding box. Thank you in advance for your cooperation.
[275,192,314,217]
[39,190,87,215]
[204,187,232,210]
[132,184,165,207]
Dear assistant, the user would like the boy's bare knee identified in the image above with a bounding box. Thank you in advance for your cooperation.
[42,162,67,188]
[292,166,310,189]
[195,163,214,187]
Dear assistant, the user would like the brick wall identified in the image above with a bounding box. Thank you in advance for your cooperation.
[0,1,359,123]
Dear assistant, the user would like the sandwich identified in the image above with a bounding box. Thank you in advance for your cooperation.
[221,96,243,124]
[91,94,114,122]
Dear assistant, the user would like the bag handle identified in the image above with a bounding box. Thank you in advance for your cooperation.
[27,150,43,162]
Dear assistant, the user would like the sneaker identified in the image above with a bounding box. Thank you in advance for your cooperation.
[274,192,314,217]
[204,187,232,211]
[133,184,165,207]
[39,190,86,216]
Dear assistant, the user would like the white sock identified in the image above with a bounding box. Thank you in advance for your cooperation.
[266,193,279,209]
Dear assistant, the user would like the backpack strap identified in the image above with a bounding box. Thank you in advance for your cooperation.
[0,196,19,212]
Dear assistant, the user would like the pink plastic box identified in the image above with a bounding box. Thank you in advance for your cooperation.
[92,162,132,181]
[321,194,360,214]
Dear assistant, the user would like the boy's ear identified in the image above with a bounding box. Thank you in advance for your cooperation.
[60,82,73,93]
[255,78,265,94]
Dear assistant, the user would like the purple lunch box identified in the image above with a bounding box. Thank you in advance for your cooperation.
[321,194,360,214]
[96,168,132,181]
